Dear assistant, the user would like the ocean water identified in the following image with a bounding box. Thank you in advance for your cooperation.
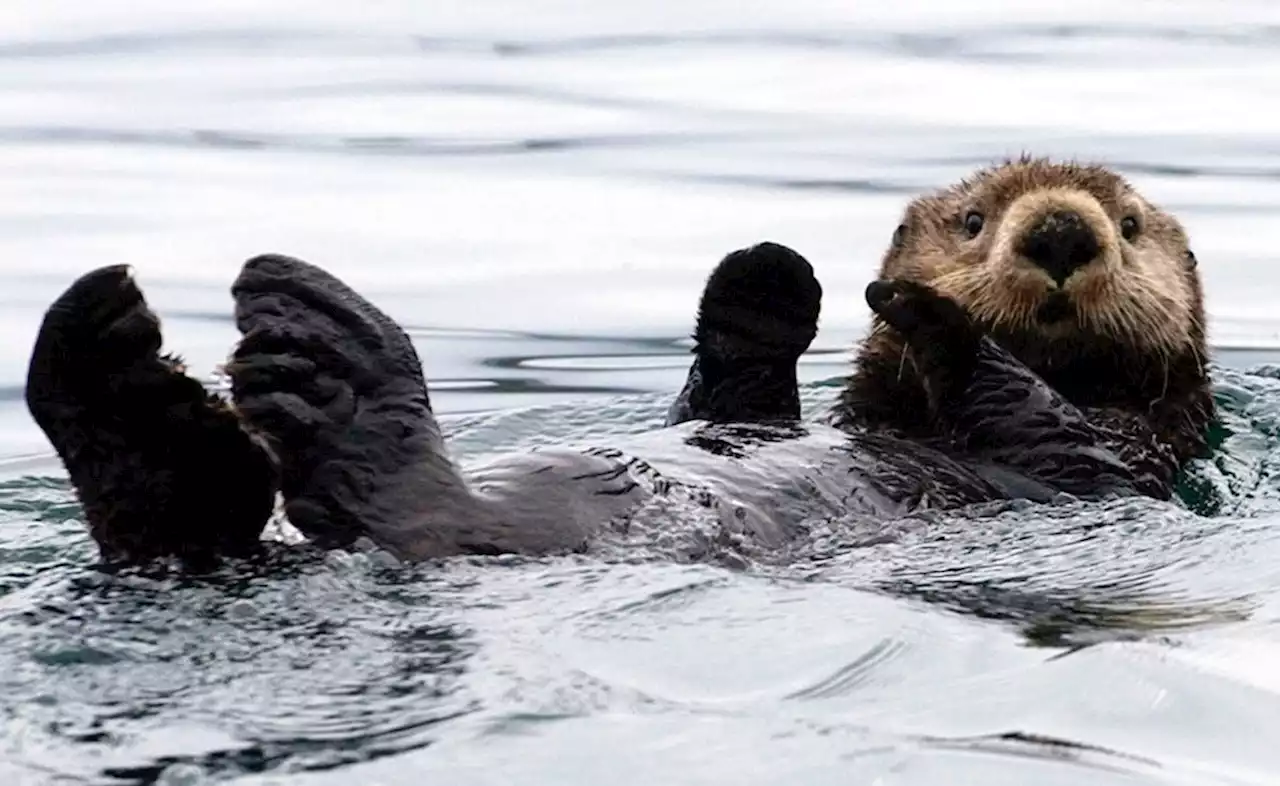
[4,1,1280,784]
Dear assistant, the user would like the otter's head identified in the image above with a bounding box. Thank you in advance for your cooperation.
[844,157,1214,470]
[879,156,1204,360]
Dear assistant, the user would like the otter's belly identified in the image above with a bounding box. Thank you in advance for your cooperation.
[455,421,1010,556]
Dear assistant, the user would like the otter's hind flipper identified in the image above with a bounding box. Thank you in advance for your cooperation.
[24,266,279,569]
[227,254,468,555]
[666,242,822,426]
[866,279,1155,499]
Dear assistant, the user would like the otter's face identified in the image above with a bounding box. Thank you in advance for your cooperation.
[879,158,1203,357]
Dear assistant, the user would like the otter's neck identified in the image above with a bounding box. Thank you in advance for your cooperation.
[835,331,931,438]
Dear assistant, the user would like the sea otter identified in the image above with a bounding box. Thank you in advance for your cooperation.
[23,158,1212,571]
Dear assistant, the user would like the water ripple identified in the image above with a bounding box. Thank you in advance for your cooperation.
[5,5,1280,784]
[7,23,1280,62]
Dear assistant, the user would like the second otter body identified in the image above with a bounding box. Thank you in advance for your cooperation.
[23,158,1213,570]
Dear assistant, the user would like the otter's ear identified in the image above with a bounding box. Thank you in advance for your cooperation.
[881,208,915,270]
[891,222,908,250]
[879,203,929,276]
[1186,249,1198,271]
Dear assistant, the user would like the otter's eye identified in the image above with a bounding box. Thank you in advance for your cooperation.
[963,211,984,239]
[1186,250,1198,270]
[1120,216,1140,241]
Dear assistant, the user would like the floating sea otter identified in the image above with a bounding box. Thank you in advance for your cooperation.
[24,157,1214,570]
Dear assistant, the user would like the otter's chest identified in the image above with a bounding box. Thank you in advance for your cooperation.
[590,421,1009,545]
[460,421,1030,559]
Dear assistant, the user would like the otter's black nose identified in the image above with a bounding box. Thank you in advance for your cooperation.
[1017,210,1100,285]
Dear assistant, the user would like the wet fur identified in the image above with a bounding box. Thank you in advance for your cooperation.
[24,266,278,570]
[837,156,1213,499]
[27,236,1164,569]
[665,242,822,426]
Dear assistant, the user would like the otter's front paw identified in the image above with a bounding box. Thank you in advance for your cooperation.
[667,242,822,427]
[864,279,987,423]
[865,279,973,342]
[697,241,822,360]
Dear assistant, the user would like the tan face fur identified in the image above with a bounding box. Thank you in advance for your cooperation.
[879,157,1203,359]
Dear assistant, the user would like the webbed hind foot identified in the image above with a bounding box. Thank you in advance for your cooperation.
[666,241,822,426]
[25,265,278,569]
[227,254,462,555]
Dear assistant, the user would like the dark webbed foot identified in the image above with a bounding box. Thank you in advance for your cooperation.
[865,278,1147,499]
[25,266,278,569]
[666,241,822,426]
[227,254,461,553]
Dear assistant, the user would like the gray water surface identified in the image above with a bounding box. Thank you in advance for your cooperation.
[4,3,1280,784]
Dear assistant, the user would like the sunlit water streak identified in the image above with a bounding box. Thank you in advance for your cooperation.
[4,2,1280,784]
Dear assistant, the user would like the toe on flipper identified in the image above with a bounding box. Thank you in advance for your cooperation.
[26,266,278,570]
[26,265,162,405]
[696,241,823,358]
[228,254,453,554]
[234,254,384,343]
[233,254,426,386]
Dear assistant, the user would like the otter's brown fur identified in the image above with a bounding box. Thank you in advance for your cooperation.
[837,156,1213,498]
